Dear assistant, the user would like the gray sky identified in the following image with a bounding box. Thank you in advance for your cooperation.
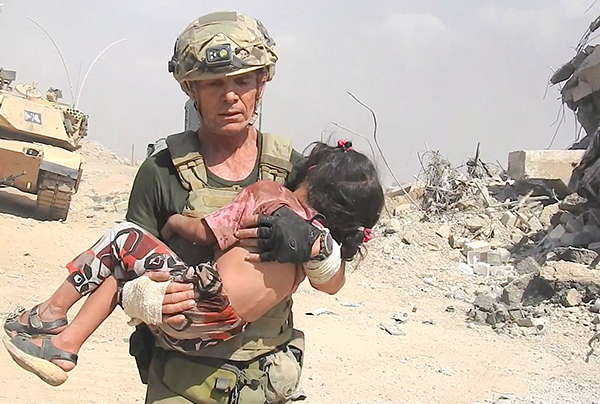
[1,0,598,182]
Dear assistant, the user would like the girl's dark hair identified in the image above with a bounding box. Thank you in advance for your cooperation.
[295,141,384,260]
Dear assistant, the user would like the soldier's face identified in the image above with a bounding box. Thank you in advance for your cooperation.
[191,71,265,135]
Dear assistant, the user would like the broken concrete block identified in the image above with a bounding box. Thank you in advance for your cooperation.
[564,216,585,234]
[540,203,560,226]
[559,232,592,247]
[467,251,480,267]
[515,256,542,276]
[497,248,511,263]
[481,251,503,266]
[588,208,600,226]
[559,211,577,225]
[435,224,450,239]
[547,224,567,241]
[490,265,513,277]
[528,217,544,232]
[501,212,518,228]
[507,150,584,190]
[448,235,466,249]
[563,288,583,307]
[464,218,484,232]
[474,262,491,276]
[393,204,412,215]
[511,233,526,244]
[474,294,496,312]
[463,240,491,255]
[553,247,598,265]
[583,225,600,241]
[540,261,600,300]
[501,274,534,307]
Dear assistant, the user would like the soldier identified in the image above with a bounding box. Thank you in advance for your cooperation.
[125,11,342,403]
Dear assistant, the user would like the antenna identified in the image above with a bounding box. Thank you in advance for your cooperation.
[26,16,75,103]
[75,38,128,107]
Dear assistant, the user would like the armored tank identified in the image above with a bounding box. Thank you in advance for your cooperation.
[0,68,87,220]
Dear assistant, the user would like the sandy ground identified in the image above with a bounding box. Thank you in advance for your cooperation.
[0,143,599,404]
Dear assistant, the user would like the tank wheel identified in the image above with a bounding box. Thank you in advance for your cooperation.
[36,182,73,221]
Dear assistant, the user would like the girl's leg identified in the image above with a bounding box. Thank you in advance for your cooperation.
[6,221,184,337]
[24,275,120,372]
[5,280,82,337]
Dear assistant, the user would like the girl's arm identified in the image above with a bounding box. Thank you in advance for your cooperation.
[308,261,345,295]
[161,214,217,245]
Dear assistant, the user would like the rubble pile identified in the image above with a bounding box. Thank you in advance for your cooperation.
[383,147,600,345]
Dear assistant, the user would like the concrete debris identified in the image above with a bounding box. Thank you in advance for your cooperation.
[515,257,542,276]
[435,224,450,238]
[378,322,406,336]
[592,299,600,313]
[562,288,584,307]
[507,150,585,197]
[383,146,600,337]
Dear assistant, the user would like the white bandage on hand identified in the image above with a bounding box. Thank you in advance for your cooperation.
[303,238,342,285]
[122,276,171,326]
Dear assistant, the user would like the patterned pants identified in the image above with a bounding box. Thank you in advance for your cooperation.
[66,222,246,353]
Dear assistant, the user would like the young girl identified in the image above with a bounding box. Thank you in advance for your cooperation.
[2,141,384,386]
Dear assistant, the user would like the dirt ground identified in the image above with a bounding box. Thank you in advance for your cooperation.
[0,142,599,404]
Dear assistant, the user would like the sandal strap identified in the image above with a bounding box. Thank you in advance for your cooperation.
[41,338,78,365]
[28,305,68,332]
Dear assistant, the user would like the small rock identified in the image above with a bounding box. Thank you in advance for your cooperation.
[592,315,600,325]
[449,234,467,249]
[591,299,600,313]
[464,218,485,232]
[378,322,406,336]
[401,230,418,245]
[391,312,409,323]
[445,305,455,313]
[515,256,542,276]
[474,294,496,312]
[422,319,435,325]
[306,308,335,316]
[562,288,583,307]
[436,224,450,239]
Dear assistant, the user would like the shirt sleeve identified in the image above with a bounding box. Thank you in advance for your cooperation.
[126,157,163,237]
[203,187,255,251]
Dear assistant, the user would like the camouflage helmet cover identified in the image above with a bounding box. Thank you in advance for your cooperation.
[169,11,278,83]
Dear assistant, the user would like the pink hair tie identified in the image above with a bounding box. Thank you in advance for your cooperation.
[361,228,373,243]
[337,139,354,151]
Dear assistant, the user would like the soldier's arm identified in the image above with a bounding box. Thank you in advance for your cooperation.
[126,158,163,237]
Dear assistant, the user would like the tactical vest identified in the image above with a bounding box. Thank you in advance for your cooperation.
[166,130,295,360]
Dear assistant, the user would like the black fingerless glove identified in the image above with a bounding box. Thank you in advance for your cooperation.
[255,206,321,263]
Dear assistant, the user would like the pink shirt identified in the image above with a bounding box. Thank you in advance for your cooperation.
[203,180,317,251]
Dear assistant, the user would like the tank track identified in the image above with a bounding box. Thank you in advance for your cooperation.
[36,173,74,221]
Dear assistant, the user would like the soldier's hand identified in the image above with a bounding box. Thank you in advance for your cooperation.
[143,271,195,327]
[235,206,321,263]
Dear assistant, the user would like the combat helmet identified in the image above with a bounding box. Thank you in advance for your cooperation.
[169,11,278,83]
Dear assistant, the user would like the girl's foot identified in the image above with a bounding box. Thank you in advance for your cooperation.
[4,304,68,338]
[2,334,77,386]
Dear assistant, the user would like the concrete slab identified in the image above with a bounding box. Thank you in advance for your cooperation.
[507,150,585,190]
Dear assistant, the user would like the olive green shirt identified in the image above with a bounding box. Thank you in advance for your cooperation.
[126,131,304,263]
